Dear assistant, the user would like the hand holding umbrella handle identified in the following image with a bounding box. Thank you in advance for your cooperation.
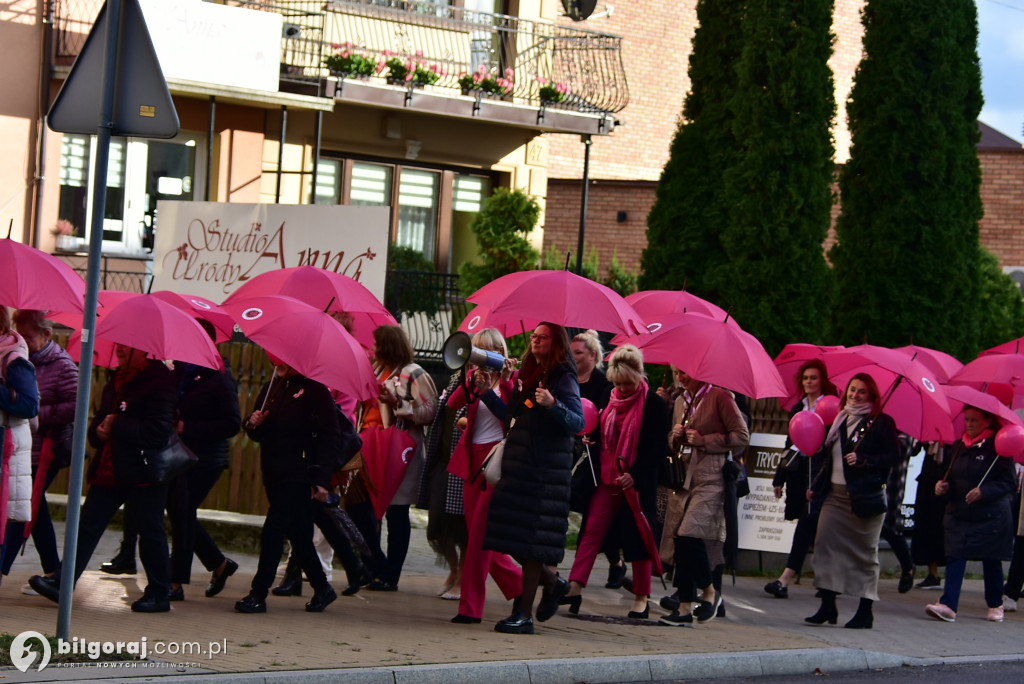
[615,457,634,489]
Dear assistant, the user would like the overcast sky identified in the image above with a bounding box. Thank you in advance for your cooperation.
[978,0,1024,142]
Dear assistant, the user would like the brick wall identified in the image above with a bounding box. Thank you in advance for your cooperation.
[980,150,1024,267]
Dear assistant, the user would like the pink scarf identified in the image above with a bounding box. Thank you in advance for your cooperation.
[600,381,648,485]
[962,428,993,448]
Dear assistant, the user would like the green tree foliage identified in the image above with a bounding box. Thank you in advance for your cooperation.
[542,243,598,281]
[716,0,836,355]
[458,188,540,297]
[977,248,1024,352]
[830,0,984,358]
[604,250,638,297]
[385,244,443,316]
[639,0,745,307]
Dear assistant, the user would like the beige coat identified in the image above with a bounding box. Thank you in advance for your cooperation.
[659,387,749,564]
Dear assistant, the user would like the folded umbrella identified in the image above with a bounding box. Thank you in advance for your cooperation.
[359,425,417,520]
[616,458,664,582]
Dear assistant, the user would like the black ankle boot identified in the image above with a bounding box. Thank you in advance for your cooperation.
[271,559,303,597]
[804,590,838,625]
[100,542,137,575]
[845,598,873,629]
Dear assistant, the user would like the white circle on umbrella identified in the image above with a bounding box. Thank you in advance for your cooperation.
[921,377,935,393]
[647,322,662,333]
[467,315,481,330]
[401,446,413,464]
[242,307,264,321]
[190,299,212,310]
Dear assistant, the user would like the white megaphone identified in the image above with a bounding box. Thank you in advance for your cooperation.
[442,331,506,372]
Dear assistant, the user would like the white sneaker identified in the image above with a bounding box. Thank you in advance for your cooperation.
[1003,595,1018,612]
[21,584,38,596]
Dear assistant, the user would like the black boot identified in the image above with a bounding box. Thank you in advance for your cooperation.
[342,562,373,596]
[100,541,137,575]
[271,558,303,597]
[804,589,838,625]
[845,598,873,629]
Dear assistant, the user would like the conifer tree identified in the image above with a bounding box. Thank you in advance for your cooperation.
[715,0,837,354]
[639,0,745,307]
[830,0,983,358]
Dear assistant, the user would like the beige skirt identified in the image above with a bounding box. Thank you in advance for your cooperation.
[812,485,884,601]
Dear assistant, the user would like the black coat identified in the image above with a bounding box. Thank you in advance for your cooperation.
[773,402,827,521]
[811,412,900,505]
[597,386,670,561]
[245,373,341,491]
[570,369,614,512]
[88,360,178,488]
[177,361,241,471]
[943,435,1016,561]
[483,360,583,564]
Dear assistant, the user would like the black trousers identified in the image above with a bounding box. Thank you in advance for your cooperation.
[74,483,171,599]
[167,465,227,584]
[251,481,327,598]
[1004,536,1024,600]
[672,536,712,603]
[786,512,820,575]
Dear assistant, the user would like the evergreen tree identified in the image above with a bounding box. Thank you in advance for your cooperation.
[977,247,1024,353]
[830,0,983,358]
[639,0,745,308]
[458,188,540,296]
[716,0,836,354]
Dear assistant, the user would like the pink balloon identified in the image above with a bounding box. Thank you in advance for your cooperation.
[580,398,599,435]
[789,411,826,455]
[995,424,1024,463]
[814,395,840,426]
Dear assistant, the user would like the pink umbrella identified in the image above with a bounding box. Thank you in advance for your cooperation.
[151,291,236,342]
[948,354,1024,396]
[463,270,647,336]
[84,294,223,370]
[941,384,1024,437]
[47,289,135,329]
[0,238,85,312]
[981,336,1024,356]
[223,266,396,349]
[773,343,846,410]
[822,345,953,443]
[221,295,378,400]
[894,345,963,384]
[359,425,417,520]
[625,290,732,328]
[613,312,787,399]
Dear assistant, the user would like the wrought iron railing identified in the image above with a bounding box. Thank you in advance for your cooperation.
[53,0,629,114]
[386,269,468,363]
[67,264,150,294]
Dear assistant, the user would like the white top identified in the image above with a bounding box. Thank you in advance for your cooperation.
[472,395,505,445]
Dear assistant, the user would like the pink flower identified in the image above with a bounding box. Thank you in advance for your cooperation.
[505,67,515,79]
[535,76,549,86]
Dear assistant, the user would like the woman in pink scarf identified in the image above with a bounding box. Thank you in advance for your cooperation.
[560,345,670,618]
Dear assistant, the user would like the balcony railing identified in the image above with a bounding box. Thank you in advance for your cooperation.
[54,0,628,115]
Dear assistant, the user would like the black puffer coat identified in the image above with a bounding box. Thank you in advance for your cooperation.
[177,361,241,472]
[944,434,1016,561]
[483,360,583,564]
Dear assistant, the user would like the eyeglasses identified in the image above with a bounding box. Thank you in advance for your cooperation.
[530,333,551,341]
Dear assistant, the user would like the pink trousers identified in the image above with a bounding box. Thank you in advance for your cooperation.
[569,483,652,597]
[458,441,522,618]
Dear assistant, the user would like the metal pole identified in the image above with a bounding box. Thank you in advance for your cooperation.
[57,0,123,640]
[275,105,288,203]
[205,96,215,201]
[30,0,56,247]
[310,109,322,204]
[575,134,592,275]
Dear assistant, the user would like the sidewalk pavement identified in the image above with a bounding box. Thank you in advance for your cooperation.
[2,515,1023,684]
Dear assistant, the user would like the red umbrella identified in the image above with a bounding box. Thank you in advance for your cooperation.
[221,295,378,400]
[822,345,953,443]
[893,345,963,384]
[941,384,1024,437]
[613,312,786,399]
[24,437,57,539]
[223,266,396,349]
[616,458,663,578]
[463,270,647,336]
[359,425,417,520]
[151,291,236,342]
[773,343,846,410]
[86,294,223,370]
[0,238,85,312]
[624,290,732,327]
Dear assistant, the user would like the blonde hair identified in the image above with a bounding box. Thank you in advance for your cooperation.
[573,329,604,371]
[606,345,644,386]
[472,328,507,357]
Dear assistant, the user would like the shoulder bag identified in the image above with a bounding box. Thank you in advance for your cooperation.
[142,432,198,484]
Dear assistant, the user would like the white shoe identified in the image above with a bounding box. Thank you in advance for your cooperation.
[988,606,1005,622]
[22,584,38,596]
[1003,595,1018,612]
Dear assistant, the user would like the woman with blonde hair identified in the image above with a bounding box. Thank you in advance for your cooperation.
[560,345,669,618]
[446,328,522,623]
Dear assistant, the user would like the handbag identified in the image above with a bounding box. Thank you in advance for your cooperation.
[142,432,198,484]
[850,488,887,518]
[658,449,687,491]
[478,439,505,486]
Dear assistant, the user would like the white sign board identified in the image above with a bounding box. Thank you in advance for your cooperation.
[139,0,281,92]
[151,202,390,303]
[737,433,796,554]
